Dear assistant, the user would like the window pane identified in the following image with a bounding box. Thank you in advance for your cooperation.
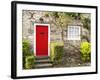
[68,26,80,40]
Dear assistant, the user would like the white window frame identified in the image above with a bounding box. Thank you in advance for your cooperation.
[67,26,81,40]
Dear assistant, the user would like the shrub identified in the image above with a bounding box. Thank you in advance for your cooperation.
[23,39,33,56]
[50,42,64,64]
[54,46,64,64]
[80,41,91,62]
[25,56,35,69]
[22,39,34,69]
[50,42,55,62]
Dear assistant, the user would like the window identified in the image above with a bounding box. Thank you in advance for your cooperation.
[67,26,80,40]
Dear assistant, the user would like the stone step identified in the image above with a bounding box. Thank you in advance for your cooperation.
[34,56,53,68]
[35,63,53,68]
[35,56,50,60]
[35,59,52,64]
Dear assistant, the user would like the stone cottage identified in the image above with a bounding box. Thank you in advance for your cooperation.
[22,10,90,56]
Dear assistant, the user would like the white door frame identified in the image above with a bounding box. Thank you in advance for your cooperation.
[34,23,50,56]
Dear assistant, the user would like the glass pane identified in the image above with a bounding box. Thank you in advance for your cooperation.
[68,26,80,40]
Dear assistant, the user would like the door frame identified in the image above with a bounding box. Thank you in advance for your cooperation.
[34,23,50,56]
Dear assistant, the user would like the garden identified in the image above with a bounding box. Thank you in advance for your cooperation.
[23,39,91,69]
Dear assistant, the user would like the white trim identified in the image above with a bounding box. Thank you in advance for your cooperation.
[34,24,36,56]
[34,23,50,56]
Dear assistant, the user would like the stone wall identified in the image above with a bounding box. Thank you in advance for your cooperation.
[22,10,90,52]
[22,10,62,42]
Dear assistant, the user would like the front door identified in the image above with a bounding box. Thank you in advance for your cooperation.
[35,24,49,56]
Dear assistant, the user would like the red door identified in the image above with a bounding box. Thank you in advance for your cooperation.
[36,25,48,56]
